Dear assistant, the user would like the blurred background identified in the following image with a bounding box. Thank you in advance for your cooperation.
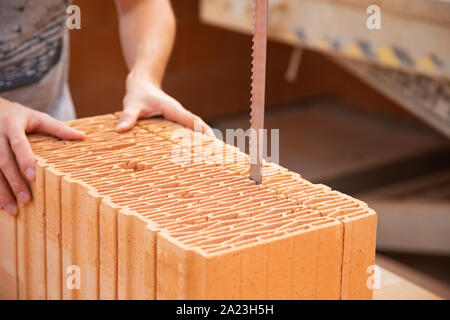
[70,0,449,298]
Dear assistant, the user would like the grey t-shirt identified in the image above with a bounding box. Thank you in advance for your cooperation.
[0,0,75,121]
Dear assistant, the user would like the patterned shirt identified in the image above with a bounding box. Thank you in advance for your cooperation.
[0,0,75,120]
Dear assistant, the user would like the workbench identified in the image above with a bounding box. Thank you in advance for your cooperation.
[374,267,441,300]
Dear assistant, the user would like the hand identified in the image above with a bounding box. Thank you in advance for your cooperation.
[115,72,214,136]
[0,98,85,216]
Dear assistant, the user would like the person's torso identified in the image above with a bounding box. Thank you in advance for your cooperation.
[0,0,74,119]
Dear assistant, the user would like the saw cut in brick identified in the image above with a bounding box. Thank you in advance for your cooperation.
[0,113,376,300]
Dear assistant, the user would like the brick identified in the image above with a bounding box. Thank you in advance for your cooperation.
[0,113,377,300]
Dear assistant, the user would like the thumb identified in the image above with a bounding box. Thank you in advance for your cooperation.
[116,104,141,132]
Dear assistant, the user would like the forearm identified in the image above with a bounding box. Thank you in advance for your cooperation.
[113,0,212,135]
[115,0,176,86]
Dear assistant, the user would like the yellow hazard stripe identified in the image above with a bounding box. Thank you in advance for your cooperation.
[377,45,401,68]
[303,32,445,76]
[345,42,365,59]
[315,36,330,50]
[416,55,437,72]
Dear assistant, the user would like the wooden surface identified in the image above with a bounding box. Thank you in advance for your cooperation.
[212,99,448,182]
[333,58,450,138]
[375,266,441,300]
[200,0,450,79]
[376,254,450,299]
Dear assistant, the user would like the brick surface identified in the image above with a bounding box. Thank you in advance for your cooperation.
[0,210,17,299]
[45,167,63,300]
[0,113,377,299]
[99,200,118,300]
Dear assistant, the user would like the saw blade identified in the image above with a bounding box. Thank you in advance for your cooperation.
[249,0,268,185]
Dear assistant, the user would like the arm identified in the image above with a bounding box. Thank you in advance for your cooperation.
[0,98,84,215]
[114,0,213,135]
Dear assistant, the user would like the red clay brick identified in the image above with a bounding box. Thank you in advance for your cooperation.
[0,113,377,300]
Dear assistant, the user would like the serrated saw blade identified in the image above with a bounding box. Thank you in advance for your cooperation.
[249,0,268,185]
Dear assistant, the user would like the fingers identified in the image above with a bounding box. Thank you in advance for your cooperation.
[34,113,85,140]
[116,103,142,132]
[0,137,30,209]
[7,121,36,181]
[163,103,215,137]
[0,171,16,216]
[202,121,216,137]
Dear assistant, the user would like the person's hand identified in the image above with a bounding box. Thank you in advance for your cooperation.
[115,72,214,136]
[0,98,85,216]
